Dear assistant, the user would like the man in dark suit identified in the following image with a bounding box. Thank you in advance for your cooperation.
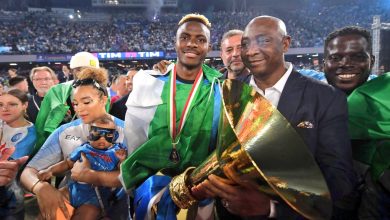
[191,16,356,219]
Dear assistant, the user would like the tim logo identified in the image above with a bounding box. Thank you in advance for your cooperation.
[11,133,23,142]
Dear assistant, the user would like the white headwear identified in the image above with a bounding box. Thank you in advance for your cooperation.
[69,52,99,69]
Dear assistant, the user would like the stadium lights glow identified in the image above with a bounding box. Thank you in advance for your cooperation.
[296,55,303,57]
[107,0,119,5]
[312,54,319,57]
[69,14,74,19]
[77,14,81,19]
[9,63,17,66]
[54,62,61,64]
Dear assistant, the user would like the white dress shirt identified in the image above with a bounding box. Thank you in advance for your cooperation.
[248,62,293,217]
[249,62,293,107]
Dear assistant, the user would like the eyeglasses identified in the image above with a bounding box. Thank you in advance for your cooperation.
[72,78,107,96]
[88,125,118,143]
[33,77,53,82]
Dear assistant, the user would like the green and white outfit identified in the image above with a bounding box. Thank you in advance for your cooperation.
[348,72,390,219]
[120,63,222,219]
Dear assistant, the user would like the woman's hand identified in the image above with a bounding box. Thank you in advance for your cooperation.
[35,181,70,220]
[70,153,91,183]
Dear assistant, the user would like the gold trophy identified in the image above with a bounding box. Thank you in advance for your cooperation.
[169,79,332,219]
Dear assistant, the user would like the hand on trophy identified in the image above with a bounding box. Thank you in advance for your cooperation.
[191,168,272,217]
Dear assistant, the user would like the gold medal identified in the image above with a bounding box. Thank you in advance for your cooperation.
[169,143,180,163]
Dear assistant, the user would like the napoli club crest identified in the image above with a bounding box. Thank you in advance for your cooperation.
[11,133,23,142]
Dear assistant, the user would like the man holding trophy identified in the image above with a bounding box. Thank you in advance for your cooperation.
[120,14,357,219]
[191,16,357,219]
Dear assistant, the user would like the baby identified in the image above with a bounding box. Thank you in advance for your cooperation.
[38,117,127,220]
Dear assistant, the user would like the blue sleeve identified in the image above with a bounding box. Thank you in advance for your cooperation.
[69,145,83,162]
[116,143,127,151]
[27,125,63,170]
[11,126,36,159]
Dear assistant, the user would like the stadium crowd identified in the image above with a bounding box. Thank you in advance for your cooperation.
[1,0,390,217]
[0,2,389,54]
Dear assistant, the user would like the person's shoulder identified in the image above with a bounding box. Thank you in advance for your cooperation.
[202,64,223,80]
[43,82,73,99]
[113,94,129,105]
[112,115,125,127]
[26,121,36,131]
[295,70,341,95]
[356,72,390,91]
[56,119,84,133]
[291,70,347,106]
[51,81,73,90]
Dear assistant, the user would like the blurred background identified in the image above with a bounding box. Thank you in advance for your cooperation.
[0,0,389,81]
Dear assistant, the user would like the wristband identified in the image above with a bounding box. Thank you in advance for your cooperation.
[30,179,41,194]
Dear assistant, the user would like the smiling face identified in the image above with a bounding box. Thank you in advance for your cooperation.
[175,21,211,70]
[324,34,374,94]
[241,17,290,79]
[72,85,107,124]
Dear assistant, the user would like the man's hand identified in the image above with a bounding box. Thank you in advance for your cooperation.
[191,174,271,216]
[70,153,91,182]
[153,60,172,73]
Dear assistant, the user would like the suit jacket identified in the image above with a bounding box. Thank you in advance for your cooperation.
[110,93,129,121]
[27,93,43,124]
[217,70,357,219]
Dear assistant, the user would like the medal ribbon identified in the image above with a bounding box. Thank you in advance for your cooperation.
[168,65,204,146]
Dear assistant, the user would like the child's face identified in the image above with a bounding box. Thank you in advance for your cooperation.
[90,136,112,150]
[89,123,116,150]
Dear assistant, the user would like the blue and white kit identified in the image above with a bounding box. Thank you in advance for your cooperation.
[68,143,127,208]
[28,117,126,171]
[0,121,36,217]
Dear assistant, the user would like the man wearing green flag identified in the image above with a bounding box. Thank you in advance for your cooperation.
[120,14,222,219]
[348,73,390,219]
[323,26,390,218]
[33,52,100,154]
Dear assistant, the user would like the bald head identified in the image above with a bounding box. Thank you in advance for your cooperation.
[245,16,287,37]
[241,15,291,82]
